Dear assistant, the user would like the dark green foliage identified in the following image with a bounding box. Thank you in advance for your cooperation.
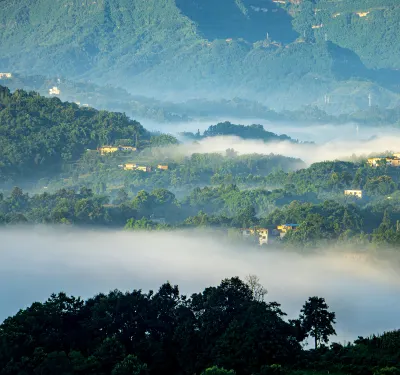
[1,0,400,109]
[0,278,301,375]
[201,366,236,375]
[0,278,398,375]
[0,86,148,181]
[299,297,336,349]
[202,122,295,142]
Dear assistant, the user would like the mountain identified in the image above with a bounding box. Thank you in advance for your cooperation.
[0,0,399,110]
[0,85,148,182]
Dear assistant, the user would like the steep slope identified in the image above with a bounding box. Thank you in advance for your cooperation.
[0,85,149,182]
[0,0,198,76]
[288,0,400,70]
[175,0,298,43]
[0,0,399,110]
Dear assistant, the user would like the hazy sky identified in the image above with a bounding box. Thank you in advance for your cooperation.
[1,227,399,345]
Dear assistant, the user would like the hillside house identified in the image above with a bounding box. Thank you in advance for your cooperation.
[368,157,400,167]
[242,228,269,246]
[98,146,119,155]
[49,86,60,95]
[98,145,136,155]
[136,166,151,172]
[344,190,363,199]
[157,165,169,170]
[277,224,299,238]
[356,11,370,17]
[123,163,137,171]
[0,73,12,79]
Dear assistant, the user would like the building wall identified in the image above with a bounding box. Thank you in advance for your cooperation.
[123,164,137,171]
[344,190,363,198]
[119,146,137,152]
[99,146,119,155]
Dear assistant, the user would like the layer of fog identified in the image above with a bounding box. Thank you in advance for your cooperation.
[1,228,399,345]
[149,133,400,165]
[148,117,400,144]
[145,118,400,164]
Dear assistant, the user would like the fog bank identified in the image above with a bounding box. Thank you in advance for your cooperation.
[167,134,400,164]
[1,228,399,345]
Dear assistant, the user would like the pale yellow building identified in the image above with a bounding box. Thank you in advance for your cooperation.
[157,165,169,170]
[242,228,269,246]
[98,145,136,155]
[123,163,137,171]
[136,166,151,172]
[390,159,400,167]
[368,157,400,167]
[49,86,60,95]
[277,224,299,238]
[344,190,363,199]
[98,146,119,155]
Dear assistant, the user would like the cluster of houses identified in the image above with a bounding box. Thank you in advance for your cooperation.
[118,164,168,172]
[96,145,168,173]
[241,224,300,246]
[367,153,400,168]
[98,145,137,155]
[342,153,400,199]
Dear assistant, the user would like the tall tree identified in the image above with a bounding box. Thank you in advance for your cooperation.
[299,297,336,349]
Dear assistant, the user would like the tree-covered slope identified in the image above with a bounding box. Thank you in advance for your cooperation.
[0,0,399,109]
[289,0,400,70]
[0,85,149,182]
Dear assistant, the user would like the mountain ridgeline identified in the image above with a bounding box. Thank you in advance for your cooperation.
[1,0,400,110]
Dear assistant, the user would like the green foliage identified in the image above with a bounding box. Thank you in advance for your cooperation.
[299,297,336,349]
[202,122,295,142]
[201,366,236,375]
[0,277,398,375]
[2,0,400,109]
[112,355,148,375]
[0,86,148,181]
[0,278,300,375]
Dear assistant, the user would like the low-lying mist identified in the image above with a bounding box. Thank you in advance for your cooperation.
[147,118,400,164]
[1,227,399,345]
[156,134,400,165]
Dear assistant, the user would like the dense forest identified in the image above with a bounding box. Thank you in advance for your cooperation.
[1,0,400,110]
[2,178,400,249]
[0,277,399,375]
[0,86,149,182]
[2,2,400,373]
[2,87,400,251]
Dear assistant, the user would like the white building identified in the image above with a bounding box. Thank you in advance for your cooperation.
[49,86,61,95]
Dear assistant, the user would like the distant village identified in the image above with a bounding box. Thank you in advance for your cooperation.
[343,153,400,200]
[96,145,168,172]
[241,224,300,246]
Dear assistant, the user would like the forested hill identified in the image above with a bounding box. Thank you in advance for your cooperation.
[0,277,399,375]
[1,0,400,110]
[0,86,149,181]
